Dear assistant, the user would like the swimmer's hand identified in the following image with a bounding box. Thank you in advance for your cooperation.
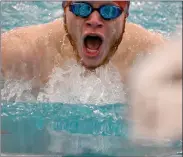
[127,37,182,142]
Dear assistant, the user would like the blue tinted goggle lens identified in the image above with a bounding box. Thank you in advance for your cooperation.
[69,2,123,20]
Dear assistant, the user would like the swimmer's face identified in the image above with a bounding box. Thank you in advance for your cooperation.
[64,1,127,68]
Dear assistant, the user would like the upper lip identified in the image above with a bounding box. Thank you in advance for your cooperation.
[82,33,104,43]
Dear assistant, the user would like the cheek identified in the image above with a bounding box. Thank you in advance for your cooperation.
[107,18,123,40]
[106,21,123,42]
[114,21,123,38]
[65,12,82,41]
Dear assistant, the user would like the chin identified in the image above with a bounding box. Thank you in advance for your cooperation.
[78,44,108,69]
[80,57,103,69]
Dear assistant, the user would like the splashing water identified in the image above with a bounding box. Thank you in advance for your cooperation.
[1,60,126,105]
[1,2,182,156]
[38,60,126,105]
[1,79,36,102]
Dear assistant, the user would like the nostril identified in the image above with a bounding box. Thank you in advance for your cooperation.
[98,23,103,28]
[86,21,103,28]
[86,22,92,27]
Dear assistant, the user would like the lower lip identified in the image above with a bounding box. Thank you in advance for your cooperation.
[83,46,101,57]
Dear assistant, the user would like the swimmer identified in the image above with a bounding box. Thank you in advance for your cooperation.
[1,1,181,142]
[128,37,182,141]
[1,1,165,88]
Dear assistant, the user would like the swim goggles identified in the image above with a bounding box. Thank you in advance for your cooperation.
[69,2,123,20]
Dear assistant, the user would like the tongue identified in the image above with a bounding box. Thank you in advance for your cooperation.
[85,37,102,50]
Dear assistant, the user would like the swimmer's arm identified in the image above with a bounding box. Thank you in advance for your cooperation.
[1,19,64,86]
[128,38,182,141]
[1,29,42,88]
[2,30,34,79]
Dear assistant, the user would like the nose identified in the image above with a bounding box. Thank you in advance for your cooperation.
[85,11,104,29]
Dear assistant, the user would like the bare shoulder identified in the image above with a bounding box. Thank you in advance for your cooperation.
[122,22,165,52]
[1,18,65,83]
[112,22,166,82]
[2,18,64,55]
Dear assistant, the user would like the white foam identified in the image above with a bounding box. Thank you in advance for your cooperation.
[37,60,126,105]
[1,79,36,102]
[1,60,126,105]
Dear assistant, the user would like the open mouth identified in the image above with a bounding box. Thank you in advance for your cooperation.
[83,34,103,57]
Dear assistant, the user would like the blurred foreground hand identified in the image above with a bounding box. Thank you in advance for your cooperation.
[128,37,182,142]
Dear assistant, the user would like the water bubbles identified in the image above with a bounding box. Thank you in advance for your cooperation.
[37,59,126,105]
[1,58,126,105]
[1,79,36,102]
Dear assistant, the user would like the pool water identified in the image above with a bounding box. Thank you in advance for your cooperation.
[1,1,182,156]
[1,102,182,156]
[1,2,182,35]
